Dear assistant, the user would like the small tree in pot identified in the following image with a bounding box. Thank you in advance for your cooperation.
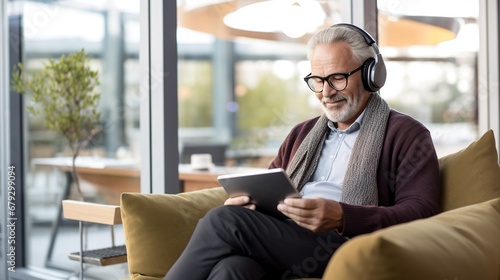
[12,49,102,200]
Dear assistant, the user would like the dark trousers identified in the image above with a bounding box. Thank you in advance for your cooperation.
[164,205,346,280]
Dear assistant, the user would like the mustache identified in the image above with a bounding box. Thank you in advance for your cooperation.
[322,96,348,103]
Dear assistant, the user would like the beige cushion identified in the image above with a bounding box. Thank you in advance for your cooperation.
[324,198,500,280]
[439,129,500,211]
[120,187,228,280]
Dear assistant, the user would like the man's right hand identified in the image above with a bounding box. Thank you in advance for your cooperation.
[224,195,256,210]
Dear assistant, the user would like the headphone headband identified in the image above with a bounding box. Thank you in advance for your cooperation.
[333,23,376,47]
[330,23,386,92]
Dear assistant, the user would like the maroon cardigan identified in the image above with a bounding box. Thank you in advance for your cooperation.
[269,110,441,237]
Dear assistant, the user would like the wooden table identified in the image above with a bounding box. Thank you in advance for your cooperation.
[178,164,266,192]
[32,157,264,203]
[32,157,140,204]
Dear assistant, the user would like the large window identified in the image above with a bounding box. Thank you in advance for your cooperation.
[6,1,140,278]
[177,0,481,167]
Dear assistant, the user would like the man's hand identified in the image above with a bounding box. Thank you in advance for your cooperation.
[224,195,256,210]
[277,198,343,232]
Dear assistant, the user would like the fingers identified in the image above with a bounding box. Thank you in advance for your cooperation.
[277,198,343,232]
[243,204,256,210]
[277,204,315,220]
[283,197,314,209]
[224,196,255,210]
[224,195,250,206]
[277,198,315,217]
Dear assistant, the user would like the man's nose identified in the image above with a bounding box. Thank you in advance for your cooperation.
[322,83,337,97]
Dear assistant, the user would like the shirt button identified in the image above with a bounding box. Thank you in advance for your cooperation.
[329,155,334,159]
[320,176,325,180]
[338,133,343,137]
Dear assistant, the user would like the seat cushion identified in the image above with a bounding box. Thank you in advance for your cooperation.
[121,187,227,280]
[324,197,500,280]
[438,129,500,211]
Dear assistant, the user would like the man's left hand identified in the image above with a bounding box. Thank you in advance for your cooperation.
[277,198,343,232]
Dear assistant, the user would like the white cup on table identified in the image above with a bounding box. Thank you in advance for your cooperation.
[190,154,213,170]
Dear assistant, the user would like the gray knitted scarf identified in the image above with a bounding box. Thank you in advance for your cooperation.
[286,93,390,206]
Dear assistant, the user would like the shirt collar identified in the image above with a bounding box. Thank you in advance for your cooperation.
[327,109,366,134]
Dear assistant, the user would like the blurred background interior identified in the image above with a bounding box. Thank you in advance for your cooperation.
[2,0,489,279]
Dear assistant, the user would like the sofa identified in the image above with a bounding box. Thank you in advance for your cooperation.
[120,130,500,280]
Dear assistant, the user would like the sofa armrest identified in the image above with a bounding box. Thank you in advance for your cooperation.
[120,187,228,280]
[324,198,500,280]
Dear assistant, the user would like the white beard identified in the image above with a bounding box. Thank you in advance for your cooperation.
[322,95,362,123]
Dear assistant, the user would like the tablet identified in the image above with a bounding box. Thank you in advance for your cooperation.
[217,168,300,219]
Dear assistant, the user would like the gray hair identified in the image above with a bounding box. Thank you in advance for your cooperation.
[307,25,376,64]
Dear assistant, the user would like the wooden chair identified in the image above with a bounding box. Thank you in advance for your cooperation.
[62,200,127,280]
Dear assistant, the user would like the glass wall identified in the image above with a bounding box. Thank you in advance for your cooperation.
[177,0,343,167]
[177,0,480,167]
[7,0,139,278]
[377,0,479,157]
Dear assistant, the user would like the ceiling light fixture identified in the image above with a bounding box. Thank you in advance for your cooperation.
[177,0,462,46]
[223,0,325,39]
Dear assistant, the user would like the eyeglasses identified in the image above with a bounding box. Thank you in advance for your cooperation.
[303,64,364,93]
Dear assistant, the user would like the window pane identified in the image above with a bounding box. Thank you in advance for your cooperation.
[177,0,343,167]
[8,1,140,278]
[377,0,479,157]
[178,60,213,128]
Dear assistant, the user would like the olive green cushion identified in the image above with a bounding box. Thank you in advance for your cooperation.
[120,187,228,280]
[439,129,500,211]
[324,197,500,280]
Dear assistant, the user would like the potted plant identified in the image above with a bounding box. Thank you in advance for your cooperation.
[12,49,102,201]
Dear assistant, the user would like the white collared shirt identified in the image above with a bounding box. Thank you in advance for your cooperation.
[300,111,365,201]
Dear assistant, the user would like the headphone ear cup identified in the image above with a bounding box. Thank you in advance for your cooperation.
[362,56,387,92]
[371,54,387,91]
[361,58,376,92]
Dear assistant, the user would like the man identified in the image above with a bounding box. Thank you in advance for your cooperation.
[165,24,440,280]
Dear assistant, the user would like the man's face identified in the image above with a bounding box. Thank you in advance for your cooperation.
[310,42,371,130]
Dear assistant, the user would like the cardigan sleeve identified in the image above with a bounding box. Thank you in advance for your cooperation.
[339,116,441,237]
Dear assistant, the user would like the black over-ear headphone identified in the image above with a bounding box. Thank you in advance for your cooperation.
[332,23,387,92]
